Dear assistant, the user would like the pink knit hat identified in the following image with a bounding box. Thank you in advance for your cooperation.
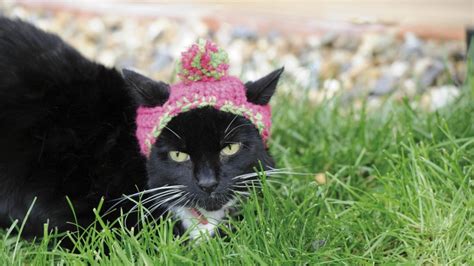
[136,39,272,157]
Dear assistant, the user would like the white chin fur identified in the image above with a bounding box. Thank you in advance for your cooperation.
[171,199,236,241]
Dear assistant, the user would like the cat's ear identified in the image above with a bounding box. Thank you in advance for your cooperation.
[122,69,170,107]
[245,67,284,105]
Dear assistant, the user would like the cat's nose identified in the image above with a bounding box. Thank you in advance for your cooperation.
[197,178,218,193]
[195,163,218,193]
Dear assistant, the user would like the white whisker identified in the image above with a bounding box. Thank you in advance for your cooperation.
[224,123,253,140]
[233,191,251,196]
[165,126,182,140]
[224,115,239,134]
[149,192,184,211]
[109,185,185,204]
[127,189,181,215]
[163,193,189,214]
[148,195,180,217]
[107,185,186,212]
[143,193,189,222]
[231,169,287,180]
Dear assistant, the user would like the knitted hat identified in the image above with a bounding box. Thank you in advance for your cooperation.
[136,39,272,157]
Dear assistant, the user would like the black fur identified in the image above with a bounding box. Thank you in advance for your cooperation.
[122,69,170,107]
[245,67,284,105]
[0,17,282,240]
[0,17,146,237]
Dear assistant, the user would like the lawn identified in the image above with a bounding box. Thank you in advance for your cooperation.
[1,53,473,266]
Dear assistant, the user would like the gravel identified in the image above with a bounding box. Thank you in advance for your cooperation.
[1,3,468,111]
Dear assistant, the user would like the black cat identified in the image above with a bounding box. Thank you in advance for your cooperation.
[0,17,283,241]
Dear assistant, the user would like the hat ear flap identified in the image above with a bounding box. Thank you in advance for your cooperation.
[123,69,170,107]
[245,67,284,105]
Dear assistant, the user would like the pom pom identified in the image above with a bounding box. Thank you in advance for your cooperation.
[177,39,229,83]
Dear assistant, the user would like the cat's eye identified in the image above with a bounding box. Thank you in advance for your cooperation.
[169,151,190,162]
[221,143,241,156]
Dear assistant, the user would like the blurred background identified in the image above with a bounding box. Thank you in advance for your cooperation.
[1,0,473,111]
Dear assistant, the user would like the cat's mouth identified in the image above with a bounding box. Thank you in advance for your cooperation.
[175,198,237,225]
[189,208,209,225]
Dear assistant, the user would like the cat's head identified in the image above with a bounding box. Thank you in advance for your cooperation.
[123,68,283,213]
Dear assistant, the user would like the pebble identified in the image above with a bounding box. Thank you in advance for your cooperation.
[402,32,423,58]
[314,173,327,185]
[415,58,445,88]
[357,33,395,57]
[394,79,418,99]
[323,79,341,95]
[96,50,117,67]
[232,26,258,40]
[372,72,397,95]
[150,49,174,72]
[420,85,460,111]
[146,20,168,41]
[333,34,361,51]
[320,32,338,47]
[390,61,409,78]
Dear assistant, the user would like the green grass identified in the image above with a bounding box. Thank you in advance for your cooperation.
[1,57,473,265]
